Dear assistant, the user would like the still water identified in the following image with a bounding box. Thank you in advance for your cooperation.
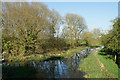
[2,47,102,79]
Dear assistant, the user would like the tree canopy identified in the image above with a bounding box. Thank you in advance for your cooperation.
[2,2,87,57]
[101,18,120,64]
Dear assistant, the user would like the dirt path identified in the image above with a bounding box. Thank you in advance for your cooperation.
[94,50,114,77]
[94,50,106,71]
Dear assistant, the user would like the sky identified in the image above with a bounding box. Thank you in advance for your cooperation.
[43,2,118,32]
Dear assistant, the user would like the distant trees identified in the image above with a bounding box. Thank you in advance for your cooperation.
[80,31,94,46]
[61,14,87,48]
[92,28,102,46]
[101,18,120,64]
[80,28,102,46]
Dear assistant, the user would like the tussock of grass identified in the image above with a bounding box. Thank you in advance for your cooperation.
[79,49,118,78]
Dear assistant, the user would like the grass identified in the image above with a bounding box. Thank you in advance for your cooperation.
[79,48,118,78]
[97,51,118,78]
[6,46,87,62]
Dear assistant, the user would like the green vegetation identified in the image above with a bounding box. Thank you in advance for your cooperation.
[80,29,102,46]
[6,46,86,62]
[97,50,118,78]
[101,18,120,65]
[79,49,118,78]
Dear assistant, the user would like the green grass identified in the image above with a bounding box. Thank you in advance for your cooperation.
[97,51,118,78]
[118,68,120,80]
[79,50,104,78]
[80,42,87,44]
[79,48,118,78]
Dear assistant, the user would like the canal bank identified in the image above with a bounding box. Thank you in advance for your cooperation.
[2,46,95,79]
[4,46,89,62]
[79,48,118,78]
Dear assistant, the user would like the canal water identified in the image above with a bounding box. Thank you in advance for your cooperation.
[2,47,103,79]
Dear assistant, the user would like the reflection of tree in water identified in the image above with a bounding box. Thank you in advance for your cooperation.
[67,53,80,77]
[2,62,37,79]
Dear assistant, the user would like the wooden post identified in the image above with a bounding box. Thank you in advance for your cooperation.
[115,53,118,64]
[115,55,117,63]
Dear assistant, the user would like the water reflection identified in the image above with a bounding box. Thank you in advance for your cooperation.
[2,47,102,79]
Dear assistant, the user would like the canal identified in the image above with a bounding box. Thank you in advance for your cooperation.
[2,47,103,79]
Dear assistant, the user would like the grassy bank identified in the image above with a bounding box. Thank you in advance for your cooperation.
[6,46,87,62]
[79,48,118,78]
